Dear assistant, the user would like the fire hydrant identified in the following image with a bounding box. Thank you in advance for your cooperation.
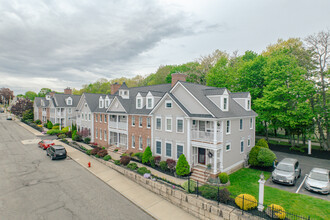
[88,162,91,168]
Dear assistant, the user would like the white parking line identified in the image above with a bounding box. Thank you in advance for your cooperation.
[296,175,308,193]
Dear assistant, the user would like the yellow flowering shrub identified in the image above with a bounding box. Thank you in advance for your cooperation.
[235,194,257,210]
[268,204,286,219]
[37,124,43,128]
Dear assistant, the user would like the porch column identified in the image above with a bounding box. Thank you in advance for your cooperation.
[186,118,191,166]
[220,148,224,171]
[213,121,217,145]
[213,149,217,174]
[117,132,120,147]
[116,115,119,129]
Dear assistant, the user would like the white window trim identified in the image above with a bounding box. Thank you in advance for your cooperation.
[68,108,72,114]
[155,140,162,155]
[176,117,184,133]
[95,114,98,122]
[225,142,231,152]
[139,136,143,150]
[250,118,253,129]
[88,113,91,121]
[248,137,251,147]
[95,129,98,139]
[165,141,172,158]
[223,96,228,111]
[240,140,244,154]
[147,137,151,147]
[176,143,184,159]
[136,97,143,109]
[139,117,143,128]
[156,116,162,131]
[165,100,172,108]
[132,116,135,127]
[132,135,135,148]
[104,114,107,123]
[226,120,231,134]
[165,117,172,132]
[100,129,102,140]
[239,118,243,131]
[147,117,151,129]
[146,97,153,109]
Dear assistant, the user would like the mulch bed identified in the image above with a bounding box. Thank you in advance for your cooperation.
[269,143,330,160]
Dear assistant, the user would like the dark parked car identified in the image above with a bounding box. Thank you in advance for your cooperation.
[46,145,67,160]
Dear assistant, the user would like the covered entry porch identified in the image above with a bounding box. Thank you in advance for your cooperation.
[191,145,223,175]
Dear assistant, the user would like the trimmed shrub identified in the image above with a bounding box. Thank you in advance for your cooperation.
[103,155,111,161]
[47,120,53,129]
[160,161,168,171]
[73,134,82,142]
[72,130,77,140]
[86,149,92,155]
[95,154,100,158]
[120,156,131,166]
[137,167,151,175]
[182,180,196,192]
[62,126,69,133]
[256,139,269,149]
[133,152,143,161]
[127,163,138,170]
[154,156,161,165]
[114,160,121,165]
[97,149,108,157]
[142,146,152,164]
[257,148,276,167]
[235,194,257,210]
[199,185,218,200]
[66,131,72,138]
[54,123,60,126]
[52,125,59,130]
[84,137,91,144]
[43,123,47,128]
[149,156,156,168]
[219,188,231,204]
[176,154,190,176]
[248,146,261,166]
[166,159,176,171]
[90,147,102,155]
[58,134,66,139]
[47,129,64,135]
[219,172,229,184]
[35,119,41,125]
[267,204,286,219]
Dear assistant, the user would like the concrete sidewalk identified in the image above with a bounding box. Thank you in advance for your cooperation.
[55,140,197,220]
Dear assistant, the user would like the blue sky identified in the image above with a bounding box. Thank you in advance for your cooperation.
[0,0,329,94]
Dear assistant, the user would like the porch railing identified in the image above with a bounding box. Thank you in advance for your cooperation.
[191,130,222,143]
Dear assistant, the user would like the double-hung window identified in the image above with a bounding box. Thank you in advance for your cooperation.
[156,117,161,130]
[139,137,143,150]
[240,140,244,153]
[177,144,183,159]
[226,120,230,134]
[166,142,172,157]
[147,118,151,128]
[177,118,183,133]
[239,119,243,131]
[166,117,172,132]
[139,117,142,127]
[156,141,161,154]
[132,116,135,126]
[132,135,135,148]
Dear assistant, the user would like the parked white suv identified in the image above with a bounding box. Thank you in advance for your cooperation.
[305,168,329,194]
[272,158,301,185]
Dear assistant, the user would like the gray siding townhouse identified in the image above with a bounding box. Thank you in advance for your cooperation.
[150,74,257,182]
[76,93,107,142]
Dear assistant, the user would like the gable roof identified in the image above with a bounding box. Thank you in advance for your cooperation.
[53,94,81,107]
[34,97,49,108]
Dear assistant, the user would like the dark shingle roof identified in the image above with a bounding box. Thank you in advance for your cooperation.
[231,92,250,98]
[179,82,257,118]
[35,97,49,107]
[53,94,81,107]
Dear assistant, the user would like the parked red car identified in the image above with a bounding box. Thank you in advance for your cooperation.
[38,140,55,150]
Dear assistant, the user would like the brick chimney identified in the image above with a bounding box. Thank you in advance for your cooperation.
[111,82,121,95]
[64,87,72,95]
[171,73,187,87]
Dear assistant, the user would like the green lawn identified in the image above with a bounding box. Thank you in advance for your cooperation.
[224,168,330,220]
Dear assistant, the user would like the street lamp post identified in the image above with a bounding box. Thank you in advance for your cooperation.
[258,172,265,211]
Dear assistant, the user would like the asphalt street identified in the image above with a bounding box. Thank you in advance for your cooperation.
[0,113,154,220]
[266,150,330,200]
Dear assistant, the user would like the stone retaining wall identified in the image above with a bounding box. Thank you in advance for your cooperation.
[94,157,261,220]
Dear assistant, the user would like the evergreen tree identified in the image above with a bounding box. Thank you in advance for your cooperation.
[176,154,190,176]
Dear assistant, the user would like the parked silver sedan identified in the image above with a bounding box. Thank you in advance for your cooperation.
[305,168,330,194]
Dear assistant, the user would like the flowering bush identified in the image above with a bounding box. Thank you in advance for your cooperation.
[235,194,257,210]
[267,204,286,219]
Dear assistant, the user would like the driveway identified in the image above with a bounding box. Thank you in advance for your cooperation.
[266,151,330,201]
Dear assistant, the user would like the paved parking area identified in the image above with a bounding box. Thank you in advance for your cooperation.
[266,151,330,200]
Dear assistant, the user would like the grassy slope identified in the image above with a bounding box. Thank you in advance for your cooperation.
[225,168,330,219]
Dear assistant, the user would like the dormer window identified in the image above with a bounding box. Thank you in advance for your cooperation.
[99,97,104,108]
[223,97,227,110]
[247,99,251,110]
[66,97,72,105]
[136,98,142,109]
[120,89,129,99]
[147,97,153,109]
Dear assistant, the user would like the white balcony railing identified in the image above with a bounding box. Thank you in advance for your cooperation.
[109,121,128,130]
[191,130,223,143]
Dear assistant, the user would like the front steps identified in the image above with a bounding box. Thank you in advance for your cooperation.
[190,166,212,185]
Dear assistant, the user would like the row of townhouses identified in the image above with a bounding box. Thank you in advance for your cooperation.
[34,74,257,180]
